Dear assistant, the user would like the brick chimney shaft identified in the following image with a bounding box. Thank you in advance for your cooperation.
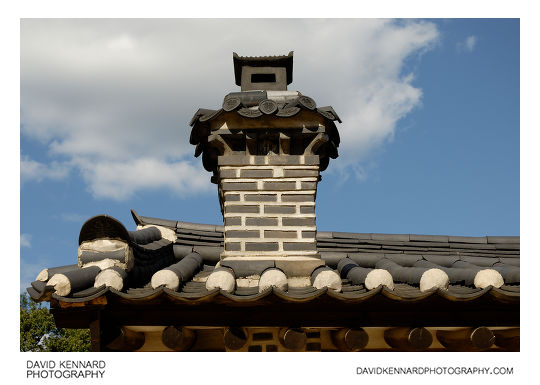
[189,52,340,277]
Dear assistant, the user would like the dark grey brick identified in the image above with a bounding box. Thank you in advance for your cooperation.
[224,205,260,214]
[264,181,297,191]
[245,217,278,226]
[264,230,298,239]
[253,156,266,165]
[300,205,315,214]
[264,205,296,214]
[245,194,277,202]
[245,242,279,251]
[225,230,260,238]
[283,169,319,178]
[221,182,258,191]
[301,181,317,190]
[218,155,251,166]
[219,169,237,178]
[283,241,317,251]
[304,155,320,165]
[224,194,241,202]
[282,218,316,227]
[302,231,316,238]
[282,194,315,203]
[224,217,242,226]
[225,242,241,251]
[240,169,273,178]
[266,155,302,166]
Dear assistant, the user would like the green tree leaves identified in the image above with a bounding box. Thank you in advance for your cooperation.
[20,293,90,352]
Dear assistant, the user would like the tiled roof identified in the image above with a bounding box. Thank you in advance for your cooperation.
[233,52,294,86]
[189,96,341,135]
[27,210,519,318]
[189,93,341,172]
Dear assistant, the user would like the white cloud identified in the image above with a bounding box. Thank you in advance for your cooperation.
[59,213,87,223]
[20,233,32,248]
[458,35,477,52]
[466,35,478,51]
[21,19,439,199]
[20,156,71,183]
[107,34,137,51]
[76,157,213,200]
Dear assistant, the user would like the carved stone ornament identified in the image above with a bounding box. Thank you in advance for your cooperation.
[238,108,263,118]
[258,99,278,115]
[298,96,317,110]
[222,97,242,112]
[276,106,301,117]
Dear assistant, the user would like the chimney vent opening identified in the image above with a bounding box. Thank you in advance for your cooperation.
[251,73,276,83]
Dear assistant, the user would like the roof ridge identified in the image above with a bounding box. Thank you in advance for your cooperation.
[133,212,520,242]
[233,51,293,60]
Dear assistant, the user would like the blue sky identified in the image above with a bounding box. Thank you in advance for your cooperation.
[19,18,519,291]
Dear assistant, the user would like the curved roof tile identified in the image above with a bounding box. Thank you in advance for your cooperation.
[28,211,519,314]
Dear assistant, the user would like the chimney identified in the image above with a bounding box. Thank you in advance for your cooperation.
[189,52,341,281]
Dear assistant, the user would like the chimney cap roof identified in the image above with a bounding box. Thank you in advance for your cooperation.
[233,51,294,86]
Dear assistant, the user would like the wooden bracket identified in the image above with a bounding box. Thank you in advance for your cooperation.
[208,134,232,156]
[304,132,329,155]
[436,327,495,351]
[279,132,291,155]
[245,133,257,156]
[223,327,247,351]
[331,328,369,351]
[279,327,306,351]
[89,312,102,352]
[384,327,433,351]
[493,328,519,351]
[105,326,146,352]
[162,326,196,351]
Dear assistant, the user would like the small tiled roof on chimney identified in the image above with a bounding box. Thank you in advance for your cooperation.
[233,51,294,89]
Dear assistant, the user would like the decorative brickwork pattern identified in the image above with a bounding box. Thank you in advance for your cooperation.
[219,155,319,259]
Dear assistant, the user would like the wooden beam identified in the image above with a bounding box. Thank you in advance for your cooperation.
[223,327,247,351]
[88,313,102,352]
[331,328,369,351]
[246,133,257,156]
[279,133,290,155]
[208,134,232,156]
[493,328,519,351]
[50,299,519,329]
[279,328,306,351]
[105,327,145,351]
[304,132,329,155]
[162,326,196,351]
[436,327,495,351]
[384,327,433,350]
